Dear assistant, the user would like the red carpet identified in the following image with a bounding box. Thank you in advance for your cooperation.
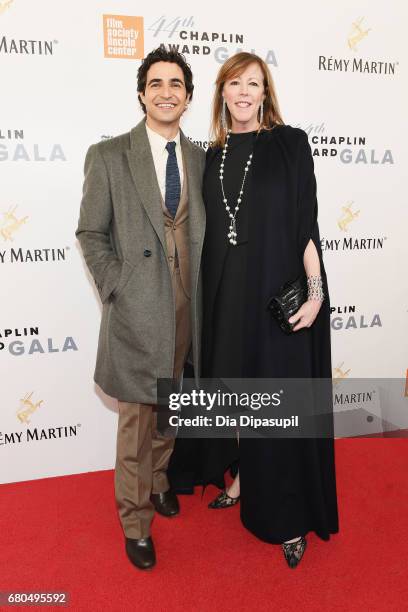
[1,439,407,611]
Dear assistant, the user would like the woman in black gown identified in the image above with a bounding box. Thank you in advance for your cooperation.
[200,52,339,568]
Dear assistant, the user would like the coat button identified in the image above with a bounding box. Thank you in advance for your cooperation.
[143,249,152,257]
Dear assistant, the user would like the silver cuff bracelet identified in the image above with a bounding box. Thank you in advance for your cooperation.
[307,275,324,301]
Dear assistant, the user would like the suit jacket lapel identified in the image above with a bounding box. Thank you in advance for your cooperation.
[126,120,167,254]
[127,121,205,257]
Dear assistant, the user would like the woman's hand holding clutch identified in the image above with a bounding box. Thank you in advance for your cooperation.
[289,299,323,332]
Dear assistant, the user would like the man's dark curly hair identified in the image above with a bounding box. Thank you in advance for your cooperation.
[137,46,194,113]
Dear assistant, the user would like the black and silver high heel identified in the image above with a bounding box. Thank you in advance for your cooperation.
[282,536,307,568]
[208,489,240,509]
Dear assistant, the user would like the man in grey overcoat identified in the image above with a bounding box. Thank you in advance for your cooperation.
[76,48,205,570]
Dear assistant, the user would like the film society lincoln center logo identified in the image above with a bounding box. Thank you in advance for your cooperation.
[103,14,144,59]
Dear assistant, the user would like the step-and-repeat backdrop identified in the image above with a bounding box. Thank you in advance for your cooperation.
[1,1,407,483]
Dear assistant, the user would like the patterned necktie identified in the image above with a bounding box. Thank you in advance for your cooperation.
[165,141,181,218]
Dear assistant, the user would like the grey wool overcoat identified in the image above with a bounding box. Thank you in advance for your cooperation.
[76,119,206,403]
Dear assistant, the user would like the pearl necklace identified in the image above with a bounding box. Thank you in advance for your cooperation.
[219,130,253,245]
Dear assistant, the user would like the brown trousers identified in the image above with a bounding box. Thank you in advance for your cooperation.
[115,267,191,539]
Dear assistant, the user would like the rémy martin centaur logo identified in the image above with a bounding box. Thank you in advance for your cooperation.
[347,17,371,52]
[0,0,13,15]
[319,16,398,76]
[337,202,360,232]
[1,391,81,445]
[321,203,387,252]
[333,363,351,385]
[0,205,69,263]
[0,206,28,241]
[17,392,43,424]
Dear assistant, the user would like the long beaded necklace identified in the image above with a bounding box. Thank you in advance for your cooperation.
[219,129,253,246]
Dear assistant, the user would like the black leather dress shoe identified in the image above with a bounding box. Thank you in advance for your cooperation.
[125,537,156,570]
[151,490,180,517]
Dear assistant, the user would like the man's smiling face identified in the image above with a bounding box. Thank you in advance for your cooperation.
[139,61,189,128]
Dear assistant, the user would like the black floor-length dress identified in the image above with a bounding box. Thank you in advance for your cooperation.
[170,125,339,543]
[200,126,339,544]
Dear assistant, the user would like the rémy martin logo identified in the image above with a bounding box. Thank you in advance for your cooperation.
[337,202,360,232]
[333,363,351,385]
[0,0,14,15]
[1,206,28,242]
[17,392,44,424]
[347,17,371,52]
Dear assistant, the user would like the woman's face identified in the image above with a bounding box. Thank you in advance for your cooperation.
[222,62,265,132]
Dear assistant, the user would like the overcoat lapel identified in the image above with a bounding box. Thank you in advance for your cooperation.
[126,120,167,254]
[127,121,205,258]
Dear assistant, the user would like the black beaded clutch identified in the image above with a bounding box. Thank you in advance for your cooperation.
[267,274,308,334]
